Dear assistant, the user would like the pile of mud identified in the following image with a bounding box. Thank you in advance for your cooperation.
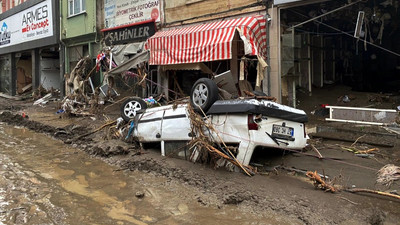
[0,111,55,134]
[1,110,396,225]
[0,111,90,144]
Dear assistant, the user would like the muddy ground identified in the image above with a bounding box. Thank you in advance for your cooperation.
[0,90,400,225]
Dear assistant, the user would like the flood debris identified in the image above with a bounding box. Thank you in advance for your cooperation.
[347,188,400,201]
[340,146,379,155]
[0,93,22,100]
[376,164,400,187]
[187,104,254,176]
[32,86,60,106]
[33,93,53,106]
[306,171,337,193]
[278,166,329,179]
[310,144,323,159]
[73,120,117,142]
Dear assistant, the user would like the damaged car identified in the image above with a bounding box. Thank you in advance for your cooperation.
[121,78,308,167]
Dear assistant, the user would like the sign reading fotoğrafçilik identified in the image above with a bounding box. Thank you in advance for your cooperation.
[104,0,160,29]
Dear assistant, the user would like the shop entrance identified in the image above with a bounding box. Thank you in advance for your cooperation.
[279,0,400,107]
[16,52,33,95]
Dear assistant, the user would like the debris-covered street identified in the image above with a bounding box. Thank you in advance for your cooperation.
[1,0,400,224]
[0,122,277,225]
[1,87,400,224]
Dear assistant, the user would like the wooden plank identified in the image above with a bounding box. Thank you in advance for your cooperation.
[0,93,22,100]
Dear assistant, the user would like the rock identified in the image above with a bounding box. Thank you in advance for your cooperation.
[135,191,145,198]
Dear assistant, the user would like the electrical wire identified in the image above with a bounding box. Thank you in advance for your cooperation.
[288,9,400,57]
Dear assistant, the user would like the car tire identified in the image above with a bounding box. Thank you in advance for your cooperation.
[121,97,147,122]
[190,78,219,113]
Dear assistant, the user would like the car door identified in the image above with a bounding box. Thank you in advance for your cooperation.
[135,106,164,142]
[161,104,192,141]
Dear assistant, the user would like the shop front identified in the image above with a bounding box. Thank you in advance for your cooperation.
[269,0,400,106]
[101,0,161,97]
[146,15,268,100]
[0,0,60,96]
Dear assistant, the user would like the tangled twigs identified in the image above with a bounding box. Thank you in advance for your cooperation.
[377,164,400,187]
[351,134,366,147]
[306,171,337,193]
[187,104,253,176]
[341,146,379,155]
[205,143,254,175]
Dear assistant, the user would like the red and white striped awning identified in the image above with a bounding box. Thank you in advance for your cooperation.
[147,16,267,65]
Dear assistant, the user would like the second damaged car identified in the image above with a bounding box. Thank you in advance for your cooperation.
[121,78,308,167]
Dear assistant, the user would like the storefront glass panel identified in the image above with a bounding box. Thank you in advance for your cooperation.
[0,55,12,95]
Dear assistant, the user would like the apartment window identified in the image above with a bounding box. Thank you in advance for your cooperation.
[68,0,86,17]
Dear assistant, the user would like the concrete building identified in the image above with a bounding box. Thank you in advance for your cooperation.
[60,0,104,94]
[0,0,27,13]
[0,0,60,96]
[101,0,160,97]
[269,0,400,106]
[147,0,268,100]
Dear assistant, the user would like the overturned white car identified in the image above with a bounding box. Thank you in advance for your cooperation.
[121,78,307,167]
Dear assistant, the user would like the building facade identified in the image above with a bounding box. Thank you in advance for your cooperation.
[151,0,268,100]
[0,0,60,96]
[60,0,104,93]
[269,0,400,106]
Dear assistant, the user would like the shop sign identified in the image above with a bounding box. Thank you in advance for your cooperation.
[274,0,304,5]
[103,20,156,45]
[0,0,53,48]
[104,0,160,29]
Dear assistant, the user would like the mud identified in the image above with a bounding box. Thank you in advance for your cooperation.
[1,97,400,225]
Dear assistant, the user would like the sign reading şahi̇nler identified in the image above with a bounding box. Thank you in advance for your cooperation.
[0,0,53,48]
[102,20,156,45]
[104,0,160,29]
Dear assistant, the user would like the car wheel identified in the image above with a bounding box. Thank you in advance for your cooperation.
[121,97,147,122]
[190,78,219,113]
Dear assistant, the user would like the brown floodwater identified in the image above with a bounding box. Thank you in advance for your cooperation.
[0,123,287,225]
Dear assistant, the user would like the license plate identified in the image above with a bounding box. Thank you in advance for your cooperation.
[272,124,294,140]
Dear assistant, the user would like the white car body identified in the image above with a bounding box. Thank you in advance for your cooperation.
[133,99,307,166]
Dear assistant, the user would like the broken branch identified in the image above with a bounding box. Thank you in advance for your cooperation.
[350,134,366,147]
[346,188,400,201]
[310,144,323,159]
[306,171,337,193]
[73,120,117,141]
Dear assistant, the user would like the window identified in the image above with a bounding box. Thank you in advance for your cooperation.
[68,0,86,17]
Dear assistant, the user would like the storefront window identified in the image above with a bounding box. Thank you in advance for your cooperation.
[0,55,11,95]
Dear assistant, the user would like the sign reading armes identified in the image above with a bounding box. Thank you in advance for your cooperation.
[0,0,53,49]
[103,20,156,45]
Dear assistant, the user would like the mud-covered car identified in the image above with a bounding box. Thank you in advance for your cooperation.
[121,78,308,166]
